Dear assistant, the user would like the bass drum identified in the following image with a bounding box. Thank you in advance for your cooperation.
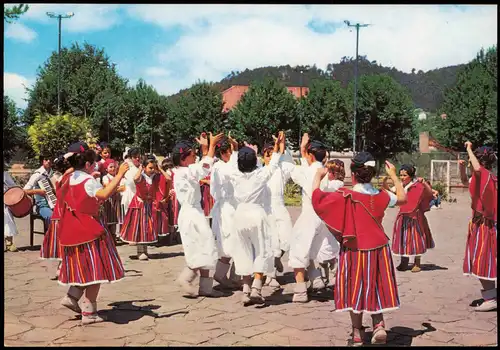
[4,186,33,218]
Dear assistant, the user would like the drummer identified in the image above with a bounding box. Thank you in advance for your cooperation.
[23,154,54,228]
[4,167,20,252]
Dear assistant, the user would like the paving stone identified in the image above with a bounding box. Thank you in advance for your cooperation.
[3,198,498,346]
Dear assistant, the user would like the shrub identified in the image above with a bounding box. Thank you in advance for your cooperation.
[284,179,301,207]
[431,182,448,201]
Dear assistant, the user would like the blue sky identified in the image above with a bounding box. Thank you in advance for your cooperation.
[4,4,497,109]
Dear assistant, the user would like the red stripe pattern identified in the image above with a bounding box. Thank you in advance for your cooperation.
[101,192,121,225]
[119,201,158,244]
[157,203,170,237]
[335,244,400,314]
[463,216,497,280]
[392,213,435,257]
[40,219,63,260]
[58,227,125,286]
[168,191,180,228]
[200,183,214,217]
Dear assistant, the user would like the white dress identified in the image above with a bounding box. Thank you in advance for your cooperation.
[288,160,339,269]
[4,171,19,237]
[173,156,218,270]
[262,150,296,257]
[228,152,281,276]
[210,152,238,259]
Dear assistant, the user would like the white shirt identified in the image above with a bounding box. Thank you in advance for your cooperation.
[291,160,328,213]
[325,179,344,192]
[173,156,214,207]
[210,152,237,202]
[23,166,53,190]
[228,152,281,206]
[262,151,296,209]
[353,183,398,208]
[69,170,103,197]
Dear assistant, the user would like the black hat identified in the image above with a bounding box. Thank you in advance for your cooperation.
[64,141,89,158]
[400,164,416,176]
[308,140,327,150]
[476,146,494,155]
[173,140,194,155]
[238,146,257,161]
[262,142,274,154]
[352,151,376,167]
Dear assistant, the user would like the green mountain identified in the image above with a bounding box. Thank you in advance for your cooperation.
[171,56,465,112]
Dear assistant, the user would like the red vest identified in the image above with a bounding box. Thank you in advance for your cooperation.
[470,166,497,221]
[59,178,105,246]
[156,174,169,202]
[129,174,161,209]
[312,187,390,251]
[399,181,432,215]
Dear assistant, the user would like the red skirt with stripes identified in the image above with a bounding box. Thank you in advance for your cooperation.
[157,202,170,237]
[168,193,180,228]
[40,219,63,260]
[463,215,497,281]
[335,244,400,314]
[101,193,121,225]
[391,212,435,257]
[119,201,158,244]
[58,225,125,286]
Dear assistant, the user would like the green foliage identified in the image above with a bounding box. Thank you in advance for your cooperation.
[27,114,95,156]
[228,78,298,149]
[352,74,416,161]
[24,42,132,150]
[436,46,497,150]
[3,96,28,162]
[4,4,29,23]
[284,179,302,206]
[431,182,448,201]
[167,82,226,149]
[300,79,352,151]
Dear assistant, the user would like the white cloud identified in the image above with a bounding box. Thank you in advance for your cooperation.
[127,4,497,96]
[145,67,171,78]
[4,22,37,43]
[3,73,34,109]
[19,4,121,32]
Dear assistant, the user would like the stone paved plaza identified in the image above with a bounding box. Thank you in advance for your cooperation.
[4,191,498,346]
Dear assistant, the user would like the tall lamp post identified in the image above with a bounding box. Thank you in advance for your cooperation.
[344,20,370,154]
[297,66,308,148]
[46,11,74,116]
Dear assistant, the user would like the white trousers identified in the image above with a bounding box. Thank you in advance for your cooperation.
[288,208,339,269]
[269,202,293,257]
[4,205,18,237]
[178,204,218,270]
[231,204,273,276]
[210,199,236,259]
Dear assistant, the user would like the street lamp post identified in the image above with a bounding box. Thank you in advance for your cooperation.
[344,20,370,154]
[46,11,74,116]
[299,69,303,147]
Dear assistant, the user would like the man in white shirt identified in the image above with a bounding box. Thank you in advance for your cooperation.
[23,154,54,227]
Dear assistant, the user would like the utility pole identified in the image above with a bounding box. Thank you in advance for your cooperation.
[344,20,370,154]
[46,12,74,116]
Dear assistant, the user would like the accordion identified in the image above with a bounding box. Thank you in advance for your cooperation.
[38,177,57,209]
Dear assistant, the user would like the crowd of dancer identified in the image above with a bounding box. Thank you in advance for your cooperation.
[3,131,497,345]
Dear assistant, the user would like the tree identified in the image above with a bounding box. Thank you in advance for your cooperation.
[227,78,299,148]
[352,74,416,161]
[300,79,351,151]
[3,96,28,162]
[436,46,497,150]
[167,81,226,145]
[4,4,29,23]
[24,42,130,140]
[27,114,95,157]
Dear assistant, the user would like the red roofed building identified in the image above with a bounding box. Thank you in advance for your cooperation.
[222,85,309,112]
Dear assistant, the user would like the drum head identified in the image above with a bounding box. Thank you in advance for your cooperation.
[4,187,25,206]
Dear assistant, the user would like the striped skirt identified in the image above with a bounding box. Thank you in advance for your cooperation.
[101,193,121,225]
[168,194,180,228]
[40,219,63,260]
[58,227,125,286]
[392,212,435,257]
[119,201,158,244]
[335,244,400,314]
[157,203,170,237]
[463,216,497,281]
